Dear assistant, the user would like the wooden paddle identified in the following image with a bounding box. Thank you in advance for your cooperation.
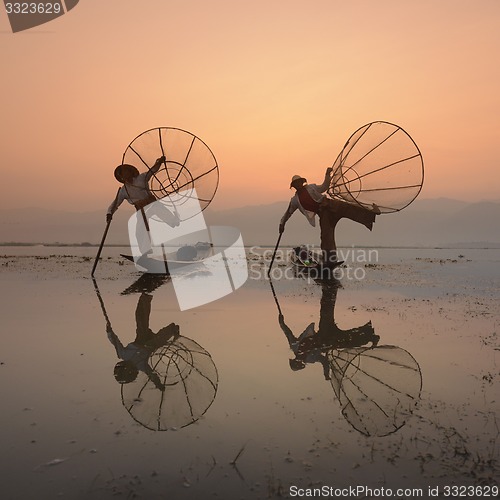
[91,187,120,276]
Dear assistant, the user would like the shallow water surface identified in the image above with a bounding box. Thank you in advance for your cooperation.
[0,249,499,498]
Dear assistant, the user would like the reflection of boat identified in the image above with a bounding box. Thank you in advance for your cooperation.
[328,346,422,437]
[121,273,170,295]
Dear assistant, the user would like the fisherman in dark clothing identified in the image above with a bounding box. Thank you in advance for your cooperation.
[278,282,379,379]
[279,168,380,267]
[106,293,180,389]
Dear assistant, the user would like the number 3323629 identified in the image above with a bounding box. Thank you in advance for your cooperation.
[5,3,62,14]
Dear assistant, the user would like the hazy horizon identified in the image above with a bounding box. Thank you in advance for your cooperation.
[1,197,499,248]
[1,195,500,215]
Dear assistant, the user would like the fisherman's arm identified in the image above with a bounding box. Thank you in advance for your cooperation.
[106,189,125,222]
[279,199,297,233]
[106,325,125,357]
[317,167,333,193]
[145,156,166,182]
[144,364,166,391]
[279,314,297,345]
[319,354,331,380]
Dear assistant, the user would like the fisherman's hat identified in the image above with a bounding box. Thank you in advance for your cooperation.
[114,360,139,384]
[290,175,307,188]
[114,164,140,183]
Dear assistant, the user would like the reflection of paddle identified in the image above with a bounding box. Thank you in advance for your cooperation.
[92,278,112,329]
[91,187,120,277]
[269,280,283,316]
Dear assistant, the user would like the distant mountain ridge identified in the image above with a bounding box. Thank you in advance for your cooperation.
[208,198,500,248]
[0,198,499,248]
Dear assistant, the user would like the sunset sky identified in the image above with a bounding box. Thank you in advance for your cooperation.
[1,0,499,213]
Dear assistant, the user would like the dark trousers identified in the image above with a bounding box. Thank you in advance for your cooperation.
[318,198,376,252]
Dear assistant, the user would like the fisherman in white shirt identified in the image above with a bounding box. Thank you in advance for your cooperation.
[280,167,380,267]
[106,156,180,266]
[107,156,166,221]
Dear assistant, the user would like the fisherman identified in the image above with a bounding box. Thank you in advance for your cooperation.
[278,281,379,379]
[106,156,180,269]
[279,167,381,267]
[106,292,180,389]
[107,155,175,223]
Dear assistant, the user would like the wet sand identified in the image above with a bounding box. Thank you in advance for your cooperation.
[0,248,498,499]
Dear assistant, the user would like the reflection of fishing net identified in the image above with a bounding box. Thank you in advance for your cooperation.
[122,127,219,217]
[328,121,424,213]
[121,336,218,431]
[328,346,422,437]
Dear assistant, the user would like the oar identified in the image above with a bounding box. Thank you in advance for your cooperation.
[267,230,283,279]
[91,187,120,277]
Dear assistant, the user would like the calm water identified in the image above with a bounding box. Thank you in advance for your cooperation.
[0,248,499,498]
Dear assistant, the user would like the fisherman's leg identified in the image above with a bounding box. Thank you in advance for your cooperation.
[319,209,339,265]
[133,208,153,257]
[135,293,155,343]
[324,199,376,230]
[135,207,169,273]
[318,283,339,332]
[151,323,180,348]
[148,200,180,228]
[132,206,169,273]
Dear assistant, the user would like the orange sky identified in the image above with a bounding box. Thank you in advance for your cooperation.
[1,0,499,212]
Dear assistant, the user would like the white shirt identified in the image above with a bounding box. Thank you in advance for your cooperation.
[280,170,331,227]
[107,168,158,216]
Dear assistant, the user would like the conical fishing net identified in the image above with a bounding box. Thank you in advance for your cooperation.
[122,127,219,218]
[121,336,218,431]
[328,346,422,436]
[329,121,424,213]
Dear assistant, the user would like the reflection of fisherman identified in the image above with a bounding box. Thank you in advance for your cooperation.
[106,293,180,390]
[279,168,380,266]
[278,283,379,379]
[106,156,181,263]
